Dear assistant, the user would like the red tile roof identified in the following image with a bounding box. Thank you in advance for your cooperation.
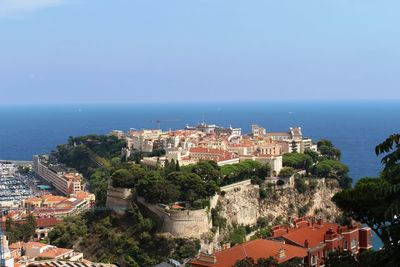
[36,217,61,228]
[190,239,307,267]
[274,220,353,248]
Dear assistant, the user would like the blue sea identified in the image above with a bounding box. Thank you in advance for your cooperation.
[1,101,399,181]
[0,101,399,248]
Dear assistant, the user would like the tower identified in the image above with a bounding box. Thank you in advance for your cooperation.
[0,211,14,267]
[0,232,14,267]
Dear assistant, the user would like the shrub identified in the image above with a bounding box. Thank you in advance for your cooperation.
[279,167,294,178]
[259,188,267,199]
[276,179,285,186]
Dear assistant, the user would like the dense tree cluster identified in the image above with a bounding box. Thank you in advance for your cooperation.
[332,133,400,265]
[279,167,294,178]
[282,153,313,172]
[5,214,36,243]
[48,204,200,266]
[317,139,341,160]
[283,139,351,189]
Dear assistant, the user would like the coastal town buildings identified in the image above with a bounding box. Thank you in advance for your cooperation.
[32,155,83,196]
[0,236,116,267]
[190,218,372,267]
[118,123,315,178]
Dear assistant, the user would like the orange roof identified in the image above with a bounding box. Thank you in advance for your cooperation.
[190,239,307,267]
[24,242,48,249]
[280,222,339,248]
[171,204,184,210]
[71,191,95,201]
[39,247,72,259]
[24,197,42,203]
[63,172,82,181]
[41,194,67,203]
[36,217,61,228]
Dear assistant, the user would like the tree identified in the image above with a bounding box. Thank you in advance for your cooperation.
[111,169,135,188]
[283,153,313,172]
[279,167,294,178]
[304,149,320,163]
[324,250,357,267]
[332,133,400,264]
[317,139,341,160]
[5,214,37,243]
[230,226,247,245]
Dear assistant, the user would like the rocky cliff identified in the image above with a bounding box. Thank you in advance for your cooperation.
[217,178,341,228]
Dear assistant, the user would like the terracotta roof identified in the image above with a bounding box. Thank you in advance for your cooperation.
[36,217,61,228]
[41,194,67,204]
[279,222,340,248]
[71,191,95,201]
[190,239,307,267]
[24,241,49,249]
[39,247,73,259]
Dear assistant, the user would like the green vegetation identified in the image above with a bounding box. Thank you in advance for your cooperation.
[282,153,313,172]
[283,139,351,189]
[332,133,400,265]
[211,204,227,231]
[229,225,250,245]
[5,214,36,243]
[278,167,294,178]
[219,160,271,186]
[317,139,341,160]
[48,204,200,266]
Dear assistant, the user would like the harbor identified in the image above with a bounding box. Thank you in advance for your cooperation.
[0,161,36,207]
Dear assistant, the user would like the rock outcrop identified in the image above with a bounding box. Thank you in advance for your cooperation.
[218,178,341,228]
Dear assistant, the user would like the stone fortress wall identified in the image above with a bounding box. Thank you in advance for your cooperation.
[105,183,133,215]
[136,197,212,239]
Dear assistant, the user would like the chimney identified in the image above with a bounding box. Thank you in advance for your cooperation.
[304,239,309,248]
[198,252,217,264]
[277,248,286,259]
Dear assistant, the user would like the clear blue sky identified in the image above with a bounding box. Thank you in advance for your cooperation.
[1,0,400,104]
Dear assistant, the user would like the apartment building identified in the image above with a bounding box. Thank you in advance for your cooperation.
[33,155,83,195]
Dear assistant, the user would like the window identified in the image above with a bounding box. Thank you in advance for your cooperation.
[351,239,358,249]
[311,255,317,266]
[344,241,348,250]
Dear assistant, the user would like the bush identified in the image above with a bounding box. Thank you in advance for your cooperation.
[276,179,285,186]
[259,188,267,199]
[295,178,308,193]
[192,200,203,209]
[279,167,294,178]
[112,169,135,188]
[229,226,247,245]
[257,217,269,228]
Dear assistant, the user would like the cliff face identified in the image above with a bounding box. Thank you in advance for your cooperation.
[217,178,341,228]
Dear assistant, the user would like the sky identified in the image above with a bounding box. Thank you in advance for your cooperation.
[1,0,400,104]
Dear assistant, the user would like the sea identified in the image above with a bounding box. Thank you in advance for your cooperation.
[0,101,399,248]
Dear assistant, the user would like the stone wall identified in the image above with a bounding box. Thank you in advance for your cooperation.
[105,183,133,215]
[137,197,211,239]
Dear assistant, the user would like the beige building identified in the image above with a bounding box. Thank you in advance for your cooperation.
[33,155,83,195]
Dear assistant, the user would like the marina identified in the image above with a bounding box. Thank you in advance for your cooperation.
[0,162,35,207]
